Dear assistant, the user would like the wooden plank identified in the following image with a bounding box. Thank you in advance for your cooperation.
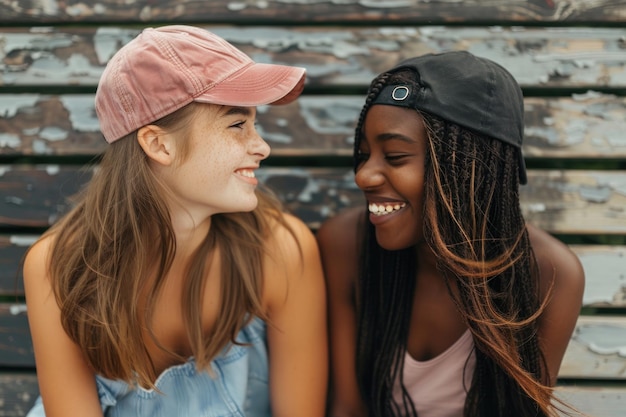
[1,166,626,234]
[573,245,626,307]
[0,304,31,368]
[0,373,39,417]
[2,303,624,377]
[555,386,626,417]
[2,92,626,158]
[560,316,626,380]
[0,235,36,296]
[1,26,626,89]
[0,0,624,24]
[3,237,626,307]
[521,170,626,235]
[0,165,90,229]
[0,377,623,417]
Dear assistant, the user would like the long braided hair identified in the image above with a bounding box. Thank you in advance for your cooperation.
[353,69,559,417]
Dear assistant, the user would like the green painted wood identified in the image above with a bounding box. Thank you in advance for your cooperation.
[4,240,626,309]
[555,386,626,417]
[0,373,39,417]
[560,316,626,380]
[0,0,625,24]
[1,93,625,158]
[2,303,624,378]
[1,166,625,233]
[0,235,36,296]
[1,26,626,89]
[0,374,623,417]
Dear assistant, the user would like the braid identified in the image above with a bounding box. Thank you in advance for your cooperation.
[422,113,553,416]
[354,71,418,417]
[353,73,390,171]
[353,68,556,417]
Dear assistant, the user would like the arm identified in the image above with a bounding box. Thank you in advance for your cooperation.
[23,236,104,417]
[263,213,328,417]
[316,207,367,417]
[528,224,585,386]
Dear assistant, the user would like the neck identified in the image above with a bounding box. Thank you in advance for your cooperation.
[168,206,213,256]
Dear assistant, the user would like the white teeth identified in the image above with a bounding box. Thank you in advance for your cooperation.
[237,169,255,178]
[368,202,406,216]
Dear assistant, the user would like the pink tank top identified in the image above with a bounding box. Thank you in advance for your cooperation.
[392,329,476,417]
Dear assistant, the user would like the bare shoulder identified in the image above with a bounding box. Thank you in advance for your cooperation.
[316,206,364,262]
[262,212,321,289]
[527,224,585,384]
[23,234,55,289]
[316,206,365,291]
[266,211,318,258]
[527,223,585,299]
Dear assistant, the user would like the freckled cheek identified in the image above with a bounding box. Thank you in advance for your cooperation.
[203,144,240,181]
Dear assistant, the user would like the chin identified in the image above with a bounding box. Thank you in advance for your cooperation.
[222,197,259,214]
[375,231,416,251]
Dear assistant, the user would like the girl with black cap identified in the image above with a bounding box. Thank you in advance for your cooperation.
[317,51,584,417]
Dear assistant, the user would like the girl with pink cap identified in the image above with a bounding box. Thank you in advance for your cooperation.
[23,25,327,417]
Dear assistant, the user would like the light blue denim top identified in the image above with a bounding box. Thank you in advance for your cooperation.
[27,317,270,417]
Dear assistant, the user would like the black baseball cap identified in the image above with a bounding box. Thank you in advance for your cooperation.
[370,51,527,184]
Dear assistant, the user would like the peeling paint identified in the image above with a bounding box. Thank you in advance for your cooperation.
[0,133,20,148]
[60,95,99,132]
[0,95,39,117]
[297,177,321,203]
[601,177,626,197]
[300,97,360,134]
[574,324,626,357]
[44,165,60,175]
[258,125,292,144]
[3,32,73,54]
[525,127,559,146]
[227,2,247,11]
[526,202,547,213]
[22,127,40,136]
[39,127,67,141]
[212,27,368,59]
[32,139,52,154]
[8,304,27,315]
[93,27,138,64]
[4,196,23,205]
[578,250,626,305]
[9,235,38,246]
[359,0,415,8]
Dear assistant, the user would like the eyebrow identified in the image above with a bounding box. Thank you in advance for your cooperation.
[370,132,418,144]
[222,106,254,117]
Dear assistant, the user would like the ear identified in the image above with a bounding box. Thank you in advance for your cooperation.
[136,125,175,166]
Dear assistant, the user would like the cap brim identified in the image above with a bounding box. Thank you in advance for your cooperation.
[195,63,306,107]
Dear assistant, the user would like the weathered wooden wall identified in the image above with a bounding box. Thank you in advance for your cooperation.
[1,1,626,416]
[1,0,625,23]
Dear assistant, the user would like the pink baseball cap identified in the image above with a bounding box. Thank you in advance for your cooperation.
[95,25,306,143]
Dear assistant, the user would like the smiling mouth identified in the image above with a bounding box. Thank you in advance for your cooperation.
[368,202,406,216]
[235,169,256,178]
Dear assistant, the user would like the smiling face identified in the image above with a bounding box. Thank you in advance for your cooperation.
[158,103,271,221]
[355,104,428,251]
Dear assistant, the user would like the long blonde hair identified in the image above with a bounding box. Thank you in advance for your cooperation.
[37,102,289,389]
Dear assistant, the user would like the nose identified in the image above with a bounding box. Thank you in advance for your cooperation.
[250,129,271,160]
[354,157,384,190]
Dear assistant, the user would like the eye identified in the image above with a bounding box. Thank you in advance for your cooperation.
[386,154,409,163]
[230,121,246,129]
